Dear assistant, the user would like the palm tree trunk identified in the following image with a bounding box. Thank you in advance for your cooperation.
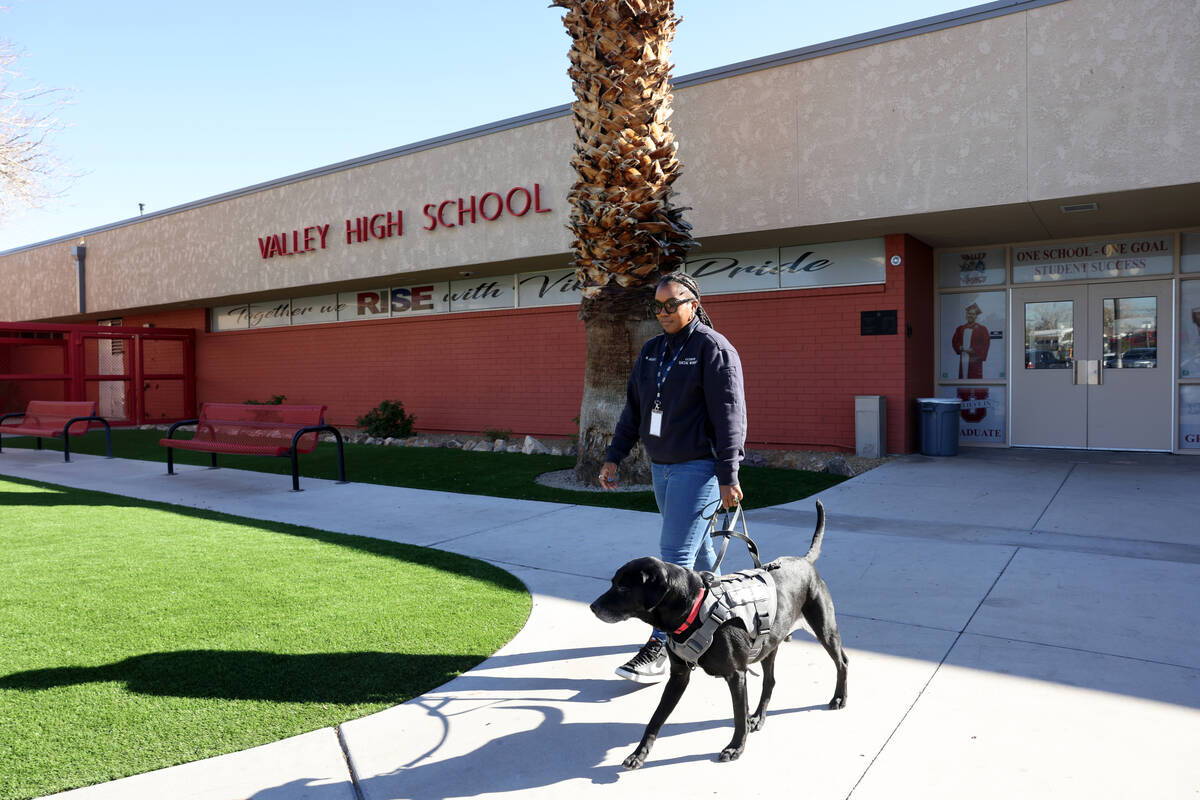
[552,0,696,486]
[576,290,660,486]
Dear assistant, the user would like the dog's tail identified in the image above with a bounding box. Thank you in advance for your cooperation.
[802,499,826,563]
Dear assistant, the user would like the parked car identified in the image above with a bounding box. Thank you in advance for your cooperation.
[1120,347,1157,368]
[1025,349,1070,369]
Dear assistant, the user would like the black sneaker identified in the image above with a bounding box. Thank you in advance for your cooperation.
[615,637,668,683]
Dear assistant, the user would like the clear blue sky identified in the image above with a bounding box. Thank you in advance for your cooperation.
[0,0,975,253]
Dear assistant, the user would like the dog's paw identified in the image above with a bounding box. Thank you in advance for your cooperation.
[718,745,745,762]
[622,750,648,770]
[748,713,766,732]
[829,694,847,710]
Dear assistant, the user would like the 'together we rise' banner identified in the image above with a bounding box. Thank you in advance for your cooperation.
[211,237,886,331]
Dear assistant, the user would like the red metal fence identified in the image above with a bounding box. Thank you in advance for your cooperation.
[0,322,196,425]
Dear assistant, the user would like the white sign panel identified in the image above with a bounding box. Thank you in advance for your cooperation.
[779,238,885,289]
[289,294,342,325]
[1181,385,1200,449]
[391,282,450,316]
[685,249,781,295]
[212,305,249,332]
[1012,235,1173,283]
[248,301,292,328]
[339,289,390,321]
[446,277,515,312]
[517,269,582,308]
[940,291,1007,379]
[939,248,1006,288]
[939,385,1006,444]
[1181,280,1200,378]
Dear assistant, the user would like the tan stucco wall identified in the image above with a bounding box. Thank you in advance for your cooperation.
[1,0,1196,320]
[1026,0,1200,197]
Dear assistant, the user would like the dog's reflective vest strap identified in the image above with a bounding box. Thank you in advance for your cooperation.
[667,570,778,665]
[668,593,729,664]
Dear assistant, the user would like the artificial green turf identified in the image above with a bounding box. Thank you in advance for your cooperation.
[1,429,846,511]
[0,476,530,800]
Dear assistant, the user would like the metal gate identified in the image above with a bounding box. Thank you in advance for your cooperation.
[0,322,196,425]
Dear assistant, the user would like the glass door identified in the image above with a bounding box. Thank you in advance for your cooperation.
[1087,283,1173,450]
[1010,280,1173,450]
[1012,288,1085,447]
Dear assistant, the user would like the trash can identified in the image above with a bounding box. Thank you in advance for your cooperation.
[918,398,961,456]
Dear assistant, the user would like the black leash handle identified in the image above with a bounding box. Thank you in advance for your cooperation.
[702,500,760,571]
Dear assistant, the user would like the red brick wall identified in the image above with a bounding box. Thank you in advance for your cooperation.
[129,243,933,452]
[190,305,588,438]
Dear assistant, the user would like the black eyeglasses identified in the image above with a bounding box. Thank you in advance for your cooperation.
[649,296,695,315]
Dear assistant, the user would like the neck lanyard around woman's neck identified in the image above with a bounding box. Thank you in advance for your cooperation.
[654,323,695,412]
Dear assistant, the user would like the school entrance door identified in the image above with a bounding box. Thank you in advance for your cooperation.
[1010,280,1174,450]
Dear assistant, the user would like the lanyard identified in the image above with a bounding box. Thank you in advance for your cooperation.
[654,327,694,409]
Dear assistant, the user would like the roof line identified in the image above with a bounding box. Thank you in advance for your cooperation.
[1,0,1065,257]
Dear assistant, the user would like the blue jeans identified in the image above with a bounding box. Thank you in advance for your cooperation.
[648,458,720,640]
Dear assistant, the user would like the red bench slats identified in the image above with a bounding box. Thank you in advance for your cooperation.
[159,402,345,491]
[0,400,113,461]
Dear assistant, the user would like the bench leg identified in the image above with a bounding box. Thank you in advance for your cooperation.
[334,433,348,485]
[290,450,302,492]
[210,452,219,470]
[63,436,71,462]
[166,447,176,475]
[36,437,43,451]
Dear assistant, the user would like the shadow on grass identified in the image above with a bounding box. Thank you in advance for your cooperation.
[0,650,482,704]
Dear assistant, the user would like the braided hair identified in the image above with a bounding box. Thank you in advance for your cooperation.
[657,272,714,328]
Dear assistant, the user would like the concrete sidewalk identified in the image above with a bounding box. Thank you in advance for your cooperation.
[1,446,1198,799]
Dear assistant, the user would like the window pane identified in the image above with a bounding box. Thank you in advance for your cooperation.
[1102,296,1156,368]
[1024,301,1074,369]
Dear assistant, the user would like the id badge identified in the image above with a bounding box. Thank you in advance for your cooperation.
[649,409,663,437]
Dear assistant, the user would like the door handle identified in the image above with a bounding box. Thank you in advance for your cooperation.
[1073,360,1101,385]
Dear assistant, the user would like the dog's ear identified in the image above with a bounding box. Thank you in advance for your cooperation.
[640,564,670,610]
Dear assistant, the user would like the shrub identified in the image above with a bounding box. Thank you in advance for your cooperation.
[357,399,416,439]
[482,428,513,442]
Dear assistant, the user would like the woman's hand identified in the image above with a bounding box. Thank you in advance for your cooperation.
[599,461,619,490]
[720,483,743,509]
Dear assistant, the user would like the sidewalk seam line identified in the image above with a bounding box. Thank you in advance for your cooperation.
[424,505,581,549]
[846,546,1021,799]
[1030,462,1077,532]
[336,724,366,800]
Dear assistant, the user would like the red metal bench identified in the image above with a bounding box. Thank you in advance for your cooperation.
[0,400,113,462]
[160,402,346,491]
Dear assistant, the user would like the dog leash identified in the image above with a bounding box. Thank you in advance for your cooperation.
[702,500,761,571]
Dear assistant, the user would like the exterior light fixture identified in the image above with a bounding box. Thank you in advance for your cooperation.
[1060,202,1099,213]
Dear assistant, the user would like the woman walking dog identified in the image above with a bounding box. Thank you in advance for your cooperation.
[598,271,748,683]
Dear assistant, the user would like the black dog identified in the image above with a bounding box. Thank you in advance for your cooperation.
[590,500,848,768]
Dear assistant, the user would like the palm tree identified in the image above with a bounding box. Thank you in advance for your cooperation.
[552,0,696,485]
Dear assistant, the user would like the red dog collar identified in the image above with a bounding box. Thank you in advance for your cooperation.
[674,587,707,634]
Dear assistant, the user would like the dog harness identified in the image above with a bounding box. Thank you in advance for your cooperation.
[667,568,777,666]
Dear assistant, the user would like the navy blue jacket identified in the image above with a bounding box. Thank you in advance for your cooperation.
[605,318,747,485]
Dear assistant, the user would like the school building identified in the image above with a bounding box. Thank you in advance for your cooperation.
[1,0,1198,455]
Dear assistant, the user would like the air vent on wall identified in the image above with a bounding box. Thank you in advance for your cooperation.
[1060,202,1099,213]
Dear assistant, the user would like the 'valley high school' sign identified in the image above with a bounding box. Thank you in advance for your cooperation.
[255,183,553,259]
